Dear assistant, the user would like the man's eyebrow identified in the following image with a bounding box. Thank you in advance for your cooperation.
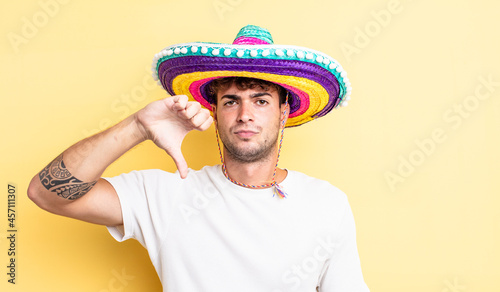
[220,94,240,100]
[220,92,271,100]
[250,92,271,98]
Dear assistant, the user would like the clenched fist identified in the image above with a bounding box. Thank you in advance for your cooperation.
[135,95,213,178]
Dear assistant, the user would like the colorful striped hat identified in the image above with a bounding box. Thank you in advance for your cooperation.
[152,25,351,127]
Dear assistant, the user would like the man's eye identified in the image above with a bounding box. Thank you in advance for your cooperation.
[224,100,236,106]
[257,100,268,105]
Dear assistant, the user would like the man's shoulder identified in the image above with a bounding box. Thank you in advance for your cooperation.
[286,169,344,192]
[284,169,349,206]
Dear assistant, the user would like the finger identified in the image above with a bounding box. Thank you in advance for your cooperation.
[172,95,188,111]
[191,109,212,129]
[180,102,202,120]
[167,148,189,179]
[197,115,214,131]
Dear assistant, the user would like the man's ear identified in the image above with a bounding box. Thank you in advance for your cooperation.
[211,104,217,123]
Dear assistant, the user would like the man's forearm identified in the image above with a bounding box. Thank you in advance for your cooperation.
[29,114,145,203]
[38,154,98,200]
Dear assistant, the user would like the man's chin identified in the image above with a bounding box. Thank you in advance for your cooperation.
[225,145,274,163]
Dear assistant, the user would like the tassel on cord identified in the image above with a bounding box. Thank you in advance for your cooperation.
[273,182,287,199]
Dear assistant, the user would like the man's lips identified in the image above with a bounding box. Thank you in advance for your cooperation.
[233,130,258,138]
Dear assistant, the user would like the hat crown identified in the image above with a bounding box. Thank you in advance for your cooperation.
[232,25,274,45]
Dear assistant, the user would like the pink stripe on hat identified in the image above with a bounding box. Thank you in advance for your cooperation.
[276,83,310,118]
[232,36,271,45]
[189,77,219,109]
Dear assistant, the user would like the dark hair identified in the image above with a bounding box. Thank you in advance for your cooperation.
[207,77,289,105]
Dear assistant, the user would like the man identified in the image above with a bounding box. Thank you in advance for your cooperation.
[28,25,368,291]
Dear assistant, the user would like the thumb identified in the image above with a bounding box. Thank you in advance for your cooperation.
[167,148,189,179]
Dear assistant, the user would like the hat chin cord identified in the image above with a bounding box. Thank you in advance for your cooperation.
[215,102,288,199]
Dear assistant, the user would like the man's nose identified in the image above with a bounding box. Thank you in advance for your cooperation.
[237,101,253,122]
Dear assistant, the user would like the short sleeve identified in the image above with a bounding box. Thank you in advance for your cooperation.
[102,170,158,247]
[318,197,370,291]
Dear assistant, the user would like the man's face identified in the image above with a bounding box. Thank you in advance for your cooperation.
[214,82,286,163]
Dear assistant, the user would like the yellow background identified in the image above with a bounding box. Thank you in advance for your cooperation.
[1,0,499,291]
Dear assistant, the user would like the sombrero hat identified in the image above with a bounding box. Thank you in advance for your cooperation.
[151,25,351,127]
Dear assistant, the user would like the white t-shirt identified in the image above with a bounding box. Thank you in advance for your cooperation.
[104,165,369,292]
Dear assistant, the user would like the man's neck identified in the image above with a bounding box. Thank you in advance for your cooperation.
[223,154,287,187]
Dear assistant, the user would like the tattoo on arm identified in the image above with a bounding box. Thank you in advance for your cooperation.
[39,154,97,200]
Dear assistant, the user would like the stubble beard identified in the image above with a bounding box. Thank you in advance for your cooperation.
[219,123,280,164]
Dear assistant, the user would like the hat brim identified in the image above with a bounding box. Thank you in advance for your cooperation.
[154,43,351,127]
